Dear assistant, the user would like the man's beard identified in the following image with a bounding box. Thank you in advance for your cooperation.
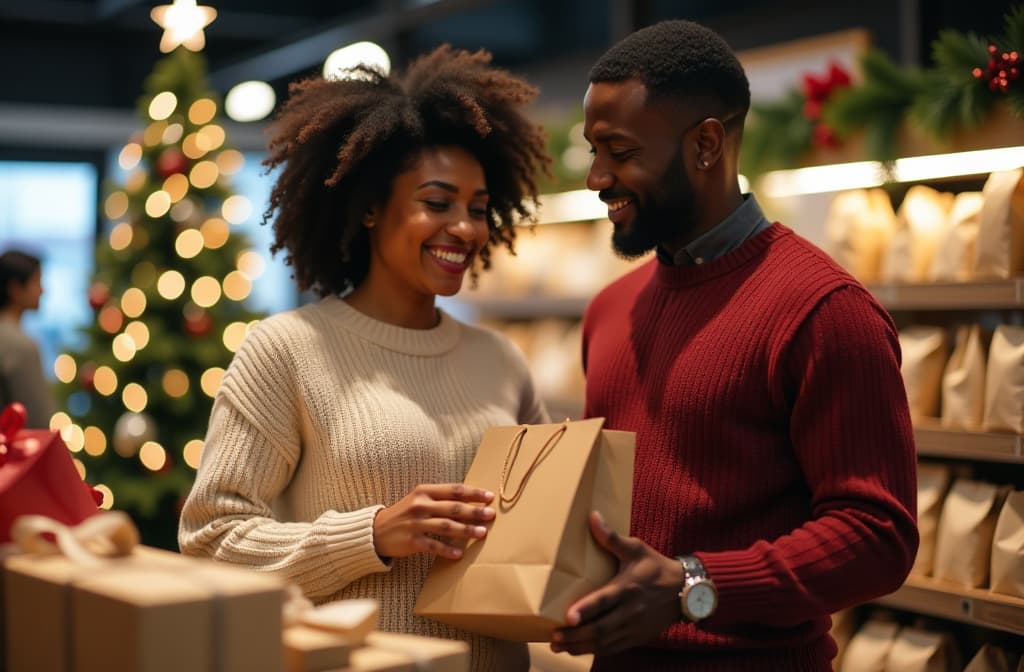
[611,157,695,259]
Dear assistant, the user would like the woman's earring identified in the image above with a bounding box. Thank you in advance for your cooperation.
[365,219,375,229]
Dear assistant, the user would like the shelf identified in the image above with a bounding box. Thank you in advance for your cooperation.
[457,295,589,320]
[914,421,1024,463]
[867,279,1024,310]
[799,104,1024,170]
[874,575,1024,637]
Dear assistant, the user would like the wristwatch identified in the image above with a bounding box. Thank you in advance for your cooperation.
[677,555,718,622]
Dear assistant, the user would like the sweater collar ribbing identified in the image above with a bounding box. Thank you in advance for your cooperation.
[652,223,790,288]
[320,295,461,356]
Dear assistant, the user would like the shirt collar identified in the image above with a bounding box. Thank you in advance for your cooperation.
[657,193,771,267]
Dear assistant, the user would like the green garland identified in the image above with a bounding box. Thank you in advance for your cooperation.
[742,4,1024,177]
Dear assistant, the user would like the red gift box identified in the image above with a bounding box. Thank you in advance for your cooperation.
[0,403,98,543]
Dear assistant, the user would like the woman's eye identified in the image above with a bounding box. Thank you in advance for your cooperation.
[469,207,488,218]
[424,201,448,211]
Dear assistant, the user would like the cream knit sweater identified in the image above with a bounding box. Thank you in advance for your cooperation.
[179,296,548,671]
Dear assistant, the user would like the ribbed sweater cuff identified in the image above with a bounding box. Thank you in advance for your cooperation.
[320,505,391,579]
[696,548,782,623]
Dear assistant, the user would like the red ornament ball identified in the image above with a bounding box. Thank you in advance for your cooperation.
[156,148,190,178]
[79,363,96,392]
[87,283,110,310]
[184,310,213,337]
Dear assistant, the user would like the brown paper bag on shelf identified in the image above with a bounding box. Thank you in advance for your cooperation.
[983,325,1024,433]
[941,324,987,430]
[839,619,900,672]
[415,418,635,642]
[912,462,954,577]
[930,192,985,282]
[824,188,896,283]
[881,186,955,283]
[990,489,1024,598]
[899,326,949,421]
[933,478,1010,588]
[884,626,957,672]
[964,643,1021,672]
[830,609,860,672]
[974,168,1024,279]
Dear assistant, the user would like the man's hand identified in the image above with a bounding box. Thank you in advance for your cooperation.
[550,511,684,656]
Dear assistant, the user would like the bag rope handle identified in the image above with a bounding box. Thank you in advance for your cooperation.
[499,422,568,507]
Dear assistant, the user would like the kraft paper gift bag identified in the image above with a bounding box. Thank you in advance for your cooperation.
[941,324,987,430]
[933,478,1009,588]
[990,489,1024,598]
[899,326,949,421]
[839,619,900,672]
[881,185,954,283]
[884,626,958,672]
[974,168,1024,279]
[930,192,984,282]
[964,644,1021,672]
[824,188,896,283]
[912,462,953,577]
[983,325,1024,433]
[414,418,635,642]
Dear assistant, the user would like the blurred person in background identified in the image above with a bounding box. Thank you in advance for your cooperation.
[179,45,550,671]
[0,249,56,428]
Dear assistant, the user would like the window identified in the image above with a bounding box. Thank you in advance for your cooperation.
[0,161,97,378]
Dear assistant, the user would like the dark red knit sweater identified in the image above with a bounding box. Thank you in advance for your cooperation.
[583,224,918,672]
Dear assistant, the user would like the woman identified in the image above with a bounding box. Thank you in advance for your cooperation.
[178,46,550,669]
[0,249,56,428]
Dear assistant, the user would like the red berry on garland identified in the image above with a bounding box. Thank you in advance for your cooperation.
[812,122,840,148]
[156,148,189,178]
[87,283,110,310]
[184,310,213,337]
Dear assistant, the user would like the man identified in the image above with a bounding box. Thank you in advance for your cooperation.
[550,20,918,671]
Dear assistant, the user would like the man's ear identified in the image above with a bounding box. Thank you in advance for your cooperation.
[694,118,726,171]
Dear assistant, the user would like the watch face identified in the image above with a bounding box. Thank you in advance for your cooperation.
[685,582,717,620]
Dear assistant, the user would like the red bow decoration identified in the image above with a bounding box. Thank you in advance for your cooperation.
[801,62,852,148]
[0,402,28,466]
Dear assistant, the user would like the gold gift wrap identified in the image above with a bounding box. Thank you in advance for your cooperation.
[415,418,635,642]
[3,545,286,672]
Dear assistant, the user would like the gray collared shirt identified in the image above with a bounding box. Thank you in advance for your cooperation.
[657,194,772,266]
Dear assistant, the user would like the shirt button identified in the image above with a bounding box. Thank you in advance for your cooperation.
[694,257,704,265]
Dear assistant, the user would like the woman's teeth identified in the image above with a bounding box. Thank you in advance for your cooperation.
[429,249,468,265]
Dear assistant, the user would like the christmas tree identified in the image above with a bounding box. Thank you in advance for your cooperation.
[55,47,265,549]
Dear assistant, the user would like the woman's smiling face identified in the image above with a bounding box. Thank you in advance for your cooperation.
[367,145,491,299]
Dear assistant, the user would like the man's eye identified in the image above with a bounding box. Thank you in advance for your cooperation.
[610,149,634,160]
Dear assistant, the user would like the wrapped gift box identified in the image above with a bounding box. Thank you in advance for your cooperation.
[3,544,286,672]
[347,632,469,672]
[0,404,98,543]
[283,625,351,672]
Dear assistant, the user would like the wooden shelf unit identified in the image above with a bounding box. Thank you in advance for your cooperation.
[914,422,1024,463]
[867,279,1024,310]
[874,575,1024,637]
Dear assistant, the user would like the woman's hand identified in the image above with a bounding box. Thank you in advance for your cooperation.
[372,484,495,560]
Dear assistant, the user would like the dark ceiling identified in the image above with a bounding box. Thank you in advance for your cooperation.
[0,0,1016,147]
